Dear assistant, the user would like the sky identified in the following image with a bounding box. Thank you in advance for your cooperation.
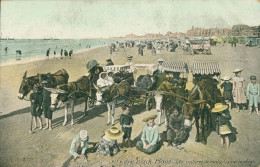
[1,0,260,39]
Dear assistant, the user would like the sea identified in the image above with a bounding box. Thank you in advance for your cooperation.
[0,39,120,66]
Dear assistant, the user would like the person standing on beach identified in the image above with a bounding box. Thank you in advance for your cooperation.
[60,49,63,57]
[30,84,43,130]
[69,49,73,59]
[247,76,259,116]
[46,48,50,59]
[232,69,247,112]
[54,50,56,58]
[41,80,53,131]
[4,47,8,53]
[120,104,134,148]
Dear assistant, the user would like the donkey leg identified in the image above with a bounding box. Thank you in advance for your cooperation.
[107,103,111,125]
[195,117,200,142]
[84,98,88,117]
[164,110,168,128]
[71,101,75,126]
[63,104,68,126]
[158,111,162,126]
[111,101,116,125]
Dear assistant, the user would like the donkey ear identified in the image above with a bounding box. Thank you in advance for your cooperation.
[23,71,27,79]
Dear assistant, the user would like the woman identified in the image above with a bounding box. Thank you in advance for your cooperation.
[96,126,124,157]
[232,69,247,112]
[212,103,232,150]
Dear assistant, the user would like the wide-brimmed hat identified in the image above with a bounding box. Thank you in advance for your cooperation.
[212,103,228,113]
[221,76,232,81]
[219,125,231,135]
[233,69,243,73]
[105,126,124,140]
[185,82,194,91]
[157,58,164,62]
[142,114,157,122]
[80,130,88,140]
[250,76,256,80]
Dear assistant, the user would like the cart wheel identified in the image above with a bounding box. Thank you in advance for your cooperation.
[145,97,154,111]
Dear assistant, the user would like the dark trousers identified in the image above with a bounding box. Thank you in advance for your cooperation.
[136,141,158,154]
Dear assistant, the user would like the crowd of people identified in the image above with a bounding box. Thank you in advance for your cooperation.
[46,48,73,59]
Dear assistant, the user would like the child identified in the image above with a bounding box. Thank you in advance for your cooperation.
[220,76,233,109]
[120,104,134,147]
[247,76,259,116]
[30,84,43,130]
[212,103,232,150]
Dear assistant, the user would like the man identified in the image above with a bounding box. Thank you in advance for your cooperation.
[136,115,159,154]
[149,59,166,91]
[70,130,89,161]
[41,80,53,131]
[166,106,185,150]
[106,58,114,66]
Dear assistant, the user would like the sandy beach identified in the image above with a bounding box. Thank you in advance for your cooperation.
[0,44,260,167]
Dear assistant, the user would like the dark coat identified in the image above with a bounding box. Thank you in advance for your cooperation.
[220,82,233,101]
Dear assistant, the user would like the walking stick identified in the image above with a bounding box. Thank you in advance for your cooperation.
[29,114,33,134]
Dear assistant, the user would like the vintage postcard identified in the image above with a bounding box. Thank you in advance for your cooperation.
[0,0,259,166]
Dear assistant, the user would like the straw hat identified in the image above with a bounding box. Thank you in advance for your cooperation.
[250,76,256,80]
[142,114,157,122]
[233,69,243,73]
[219,125,231,135]
[80,130,88,141]
[211,103,228,113]
[221,76,231,81]
[105,126,124,140]
[157,58,164,62]
[185,82,194,91]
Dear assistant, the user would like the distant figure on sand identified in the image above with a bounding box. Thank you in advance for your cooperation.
[60,49,63,57]
[4,47,8,53]
[64,50,68,57]
[54,50,56,58]
[69,49,73,59]
[46,48,50,59]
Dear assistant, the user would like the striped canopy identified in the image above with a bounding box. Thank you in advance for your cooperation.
[191,62,220,75]
[153,61,189,73]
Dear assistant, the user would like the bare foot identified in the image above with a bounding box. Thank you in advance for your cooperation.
[39,127,43,130]
[49,128,52,131]
[43,126,48,130]
[236,109,240,112]
[32,126,37,130]
[248,112,252,115]
[257,113,260,116]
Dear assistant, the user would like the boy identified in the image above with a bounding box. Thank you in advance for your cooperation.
[42,80,53,131]
[247,76,259,116]
[136,115,159,154]
[70,130,89,161]
[120,104,134,147]
[30,84,43,130]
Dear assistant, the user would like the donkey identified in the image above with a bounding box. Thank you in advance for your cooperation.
[182,79,222,144]
[94,80,131,125]
[18,69,69,100]
[47,76,91,126]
